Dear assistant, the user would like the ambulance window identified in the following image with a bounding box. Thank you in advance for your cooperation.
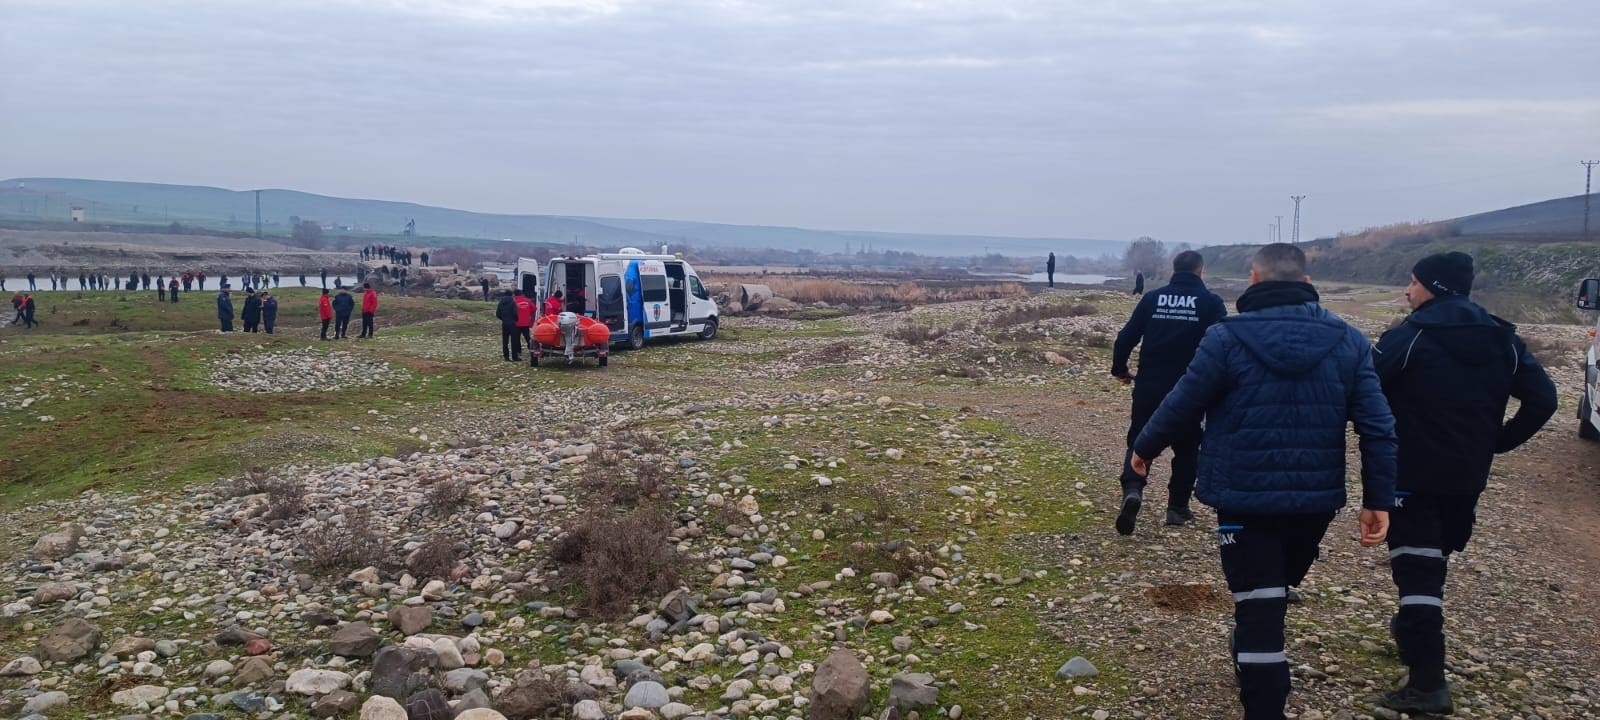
[641,274,667,302]
[688,276,708,300]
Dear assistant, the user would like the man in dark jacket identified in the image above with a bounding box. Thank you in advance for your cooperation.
[496,291,519,361]
[1046,252,1056,288]
[1132,271,1145,295]
[1111,250,1226,531]
[241,289,262,333]
[216,287,234,332]
[21,294,36,328]
[261,292,278,334]
[1371,252,1558,715]
[1131,244,1395,720]
[331,288,355,339]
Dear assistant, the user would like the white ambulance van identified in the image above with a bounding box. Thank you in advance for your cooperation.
[542,248,719,349]
[1577,278,1599,440]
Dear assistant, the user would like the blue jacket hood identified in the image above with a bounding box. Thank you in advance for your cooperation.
[1223,304,1347,377]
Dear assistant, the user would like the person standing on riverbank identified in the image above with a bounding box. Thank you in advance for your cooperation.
[358,283,378,338]
[262,292,278,334]
[216,287,234,332]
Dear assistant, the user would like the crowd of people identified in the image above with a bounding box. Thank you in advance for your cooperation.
[1113,245,1557,719]
[361,244,427,267]
[213,282,380,338]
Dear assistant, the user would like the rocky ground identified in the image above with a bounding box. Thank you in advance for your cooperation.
[209,349,413,394]
[1,286,1597,720]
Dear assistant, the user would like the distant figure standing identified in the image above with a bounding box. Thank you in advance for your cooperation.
[1133,271,1145,295]
[168,278,180,303]
[198,272,207,290]
[320,268,328,289]
[21,294,36,328]
[273,272,281,288]
[332,287,354,339]
[1046,252,1057,288]
[27,272,37,291]
[496,291,519,361]
[140,272,150,290]
[158,281,167,302]
[481,277,491,302]
[318,289,334,340]
[262,292,278,334]
[241,289,262,333]
[359,283,378,338]
[9,292,22,324]
[299,273,307,287]
[216,287,234,332]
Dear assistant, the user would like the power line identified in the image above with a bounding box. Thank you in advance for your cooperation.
[1290,195,1307,243]
[1583,161,1599,239]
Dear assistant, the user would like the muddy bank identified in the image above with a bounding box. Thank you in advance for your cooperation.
[0,228,360,274]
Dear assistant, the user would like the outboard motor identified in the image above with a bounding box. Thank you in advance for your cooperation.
[557,311,581,362]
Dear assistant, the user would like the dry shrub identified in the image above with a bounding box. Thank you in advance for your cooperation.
[425,476,472,514]
[842,539,928,581]
[549,508,684,618]
[991,302,1097,328]
[301,506,390,574]
[888,322,949,345]
[229,466,273,497]
[803,341,855,365]
[263,477,306,522]
[1333,221,1452,251]
[577,448,672,506]
[407,532,463,580]
[1068,328,1112,348]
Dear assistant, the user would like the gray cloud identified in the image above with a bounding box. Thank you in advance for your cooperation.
[2,0,1596,247]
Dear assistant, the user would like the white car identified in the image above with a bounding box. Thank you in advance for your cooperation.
[1577,278,1599,440]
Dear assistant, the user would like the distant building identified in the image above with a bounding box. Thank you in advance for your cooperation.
[70,206,85,222]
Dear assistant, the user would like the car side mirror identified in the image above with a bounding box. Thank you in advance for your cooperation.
[1579,278,1600,311]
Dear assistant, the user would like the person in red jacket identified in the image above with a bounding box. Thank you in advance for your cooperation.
[514,289,536,362]
[359,283,379,338]
[544,289,563,317]
[318,288,334,340]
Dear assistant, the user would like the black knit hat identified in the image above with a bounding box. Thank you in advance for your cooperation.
[1412,252,1473,297]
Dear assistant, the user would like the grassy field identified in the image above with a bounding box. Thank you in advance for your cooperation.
[0,290,514,508]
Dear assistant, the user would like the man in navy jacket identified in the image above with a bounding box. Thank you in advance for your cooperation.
[1111,250,1227,531]
[1131,244,1396,720]
[1372,252,1556,715]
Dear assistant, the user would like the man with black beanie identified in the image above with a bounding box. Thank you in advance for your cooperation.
[496,290,519,361]
[1372,251,1558,715]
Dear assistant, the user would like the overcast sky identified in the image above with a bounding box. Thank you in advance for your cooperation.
[2,0,1597,246]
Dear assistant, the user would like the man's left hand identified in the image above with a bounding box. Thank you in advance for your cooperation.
[1130,453,1150,477]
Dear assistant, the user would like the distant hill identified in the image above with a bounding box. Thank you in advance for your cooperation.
[1198,194,1600,323]
[0,178,1124,259]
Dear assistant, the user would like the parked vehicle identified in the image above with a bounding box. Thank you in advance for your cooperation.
[1577,277,1599,440]
[542,248,719,349]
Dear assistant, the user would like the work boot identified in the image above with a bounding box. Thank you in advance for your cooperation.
[1164,506,1194,526]
[1286,587,1303,604]
[1381,685,1453,716]
[1115,489,1143,536]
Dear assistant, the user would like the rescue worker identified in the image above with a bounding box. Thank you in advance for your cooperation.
[515,288,536,363]
[1372,252,1558,716]
[544,289,564,317]
[496,290,519,361]
[1130,244,1395,720]
[1110,250,1227,532]
[359,283,379,338]
[261,292,278,334]
[216,286,234,332]
[332,287,354,339]
[21,294,36,328]
[241,288,262,333]
[318,289,334,340]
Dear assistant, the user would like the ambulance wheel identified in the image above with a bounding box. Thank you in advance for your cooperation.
[628,324,645,350]
[698,317,718,341]
[1581,396,1599,441]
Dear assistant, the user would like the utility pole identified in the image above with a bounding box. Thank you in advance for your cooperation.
[1290,195,1307,243]
[1583,161,1599,239]
[254,190,262,239]
[1274,215,1283,243]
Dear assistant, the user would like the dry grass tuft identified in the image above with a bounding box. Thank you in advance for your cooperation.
[300,506,390,574]
[549,508,684,618]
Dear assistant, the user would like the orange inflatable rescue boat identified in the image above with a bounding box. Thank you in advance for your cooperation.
[532,311,611,367]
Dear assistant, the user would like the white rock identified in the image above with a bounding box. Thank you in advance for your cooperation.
[0,656,43,676]
[868,610,895,624]
[287,668,353,695]
[572,699,606,720]
[455,710,509,720]
[361,695,408,720]
[204,660,235,678]
[659,702,695,720]
[111,685,169,708]
[433,637,465,670]
[22,691,70,715]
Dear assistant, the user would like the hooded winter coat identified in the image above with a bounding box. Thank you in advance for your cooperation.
[332,291,355,318]
[361,289,378,314]
[1133,281,1398,515]
[241,294,262,323]
[318,294,334,321]
[496,295,518,327]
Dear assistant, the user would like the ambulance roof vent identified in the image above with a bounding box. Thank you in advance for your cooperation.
[616,247,646,255]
